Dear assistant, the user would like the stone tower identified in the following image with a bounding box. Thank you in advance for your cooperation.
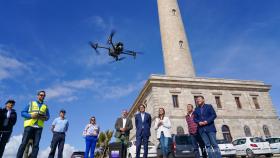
[157,0,196,77]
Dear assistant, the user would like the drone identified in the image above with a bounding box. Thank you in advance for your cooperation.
[89,31,142,62]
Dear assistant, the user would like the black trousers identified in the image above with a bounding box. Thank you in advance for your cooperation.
[48,132,65,158]
[0,131,12,158]
[17,127,43,158]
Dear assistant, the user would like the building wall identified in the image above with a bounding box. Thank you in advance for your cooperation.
[129,82,280,143]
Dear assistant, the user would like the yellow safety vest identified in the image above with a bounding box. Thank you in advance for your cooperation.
[24,101,48,128]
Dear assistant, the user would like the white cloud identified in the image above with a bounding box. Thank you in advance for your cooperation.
[2,135,22,158]
[102,80,145,99]
[0,48,30,80]
[86,15,114,30]
[3,135,77,158]
[38,144,76,158]
[45,77,145,102]
[45,79,95,102]
[63,79,95,89]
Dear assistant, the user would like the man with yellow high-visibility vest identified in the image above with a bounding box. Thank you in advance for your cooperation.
[17,90,50,158]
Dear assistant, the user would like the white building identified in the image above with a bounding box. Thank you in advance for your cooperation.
[128,0,280,143]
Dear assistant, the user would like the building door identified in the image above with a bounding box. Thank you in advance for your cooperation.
[263,125,271,138]
[244,125,252,137]
[222,125,232,142]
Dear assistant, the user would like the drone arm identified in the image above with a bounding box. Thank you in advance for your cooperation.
[96,45,110,50]
[122,51,135,55]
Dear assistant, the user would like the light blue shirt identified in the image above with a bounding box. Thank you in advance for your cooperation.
[52,117,69,133]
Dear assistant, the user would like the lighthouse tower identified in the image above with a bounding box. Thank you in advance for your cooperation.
[157,0,196,77]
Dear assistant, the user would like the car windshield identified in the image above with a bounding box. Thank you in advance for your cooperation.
[216,139,230,144]
[148,142,154,146]
[250,137,265,143]
[72,152,84,155]
[267,138,280,144]
[175,135,192,145]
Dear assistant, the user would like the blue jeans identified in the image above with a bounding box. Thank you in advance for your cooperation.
[199,131,221,158]
[85,136,98,158]
[190,133,207,158]
[16,127,43,158]
[159,132,169,157]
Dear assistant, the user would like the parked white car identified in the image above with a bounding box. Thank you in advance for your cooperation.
[127,141,157,158]
[266,137,280,154]
[216,139,236,158]
[232,137,272,157]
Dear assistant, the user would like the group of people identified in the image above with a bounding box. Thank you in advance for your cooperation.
[113,96,222,158]
[0,90,70,158]
[0,90,102,158]
[0,90,221,158]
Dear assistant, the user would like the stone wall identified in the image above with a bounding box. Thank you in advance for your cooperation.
[128,75,280,143]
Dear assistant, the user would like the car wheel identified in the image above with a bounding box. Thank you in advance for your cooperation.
[128,153,132,158]
[241,156,246,158]
[265,153,273,157]
[246,149,255,158]
[229,155,236,158]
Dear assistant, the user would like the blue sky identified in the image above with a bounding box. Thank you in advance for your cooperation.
[0,0,280,154]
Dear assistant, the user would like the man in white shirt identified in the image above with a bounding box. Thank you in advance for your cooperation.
[114,110,133,158]
[48,109,69,158]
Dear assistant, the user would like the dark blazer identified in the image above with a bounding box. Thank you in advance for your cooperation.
[193,104,217,133]
[135,112,151,137]
[0,108,17,132]
[114,117,133,137]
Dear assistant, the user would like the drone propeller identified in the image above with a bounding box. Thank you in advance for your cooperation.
[89,41,100,55]
[107,30,116,44]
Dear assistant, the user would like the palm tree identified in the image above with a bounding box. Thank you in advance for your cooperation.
[95,130,114,158]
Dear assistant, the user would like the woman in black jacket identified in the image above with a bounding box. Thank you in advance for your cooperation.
[0,99,17,158]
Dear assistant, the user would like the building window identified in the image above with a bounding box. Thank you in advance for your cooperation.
[263,125,271,138]
[252,97,260,109]
[215,96,222,108]
[172,95,179,108]
[177,126,184,135]
[244,125,252,137]
[235,97,242,109]
[222,125,232,142]
[179,40,183,48]
[172,9,177,15]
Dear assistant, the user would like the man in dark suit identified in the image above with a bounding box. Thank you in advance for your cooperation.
[135,104,151,158]
[0,100,17,158]
[114,109,133,158]
[194,96,221,158]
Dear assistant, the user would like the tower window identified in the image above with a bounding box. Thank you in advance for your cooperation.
[172,95,179,108]
[235,97,242,109]
[172,9,177,15]
[252,97,260,109]
[179,40,183,48]
[215,96,222,108]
